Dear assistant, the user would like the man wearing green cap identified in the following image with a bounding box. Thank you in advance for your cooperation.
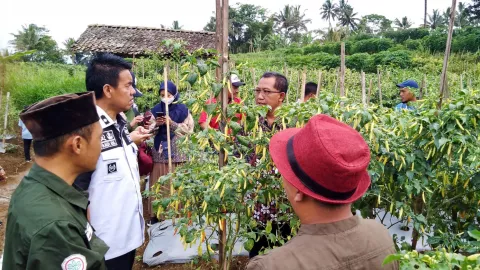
[395,80,418,111]
[2,92,109,270]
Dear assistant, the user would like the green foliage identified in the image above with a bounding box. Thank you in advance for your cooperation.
[384,28,430,43]
[352,38,394,54]
[384,249,480,269]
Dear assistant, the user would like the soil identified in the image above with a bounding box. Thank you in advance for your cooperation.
[0,134,33,256]
[0,135,249,269]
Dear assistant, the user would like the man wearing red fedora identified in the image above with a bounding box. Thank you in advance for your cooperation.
[247,114,397,270]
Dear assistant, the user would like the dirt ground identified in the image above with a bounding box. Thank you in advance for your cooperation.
[0,136,249,270]
[0,135,33,256]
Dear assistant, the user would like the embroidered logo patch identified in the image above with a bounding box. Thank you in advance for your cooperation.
[101,130,118,150]
[61,254,87,270]
[100,115,110,125]
[85,222,93,242]
[107,162,117,174]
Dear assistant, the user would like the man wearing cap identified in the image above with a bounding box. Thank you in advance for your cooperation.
[3,92,109,270]
[74,53,151,270]
[395,80,418,111]
[199,74,244,130]
[246,114,397,270]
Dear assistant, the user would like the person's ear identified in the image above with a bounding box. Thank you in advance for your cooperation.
[294,191,305,202]
[69,135,84,155]
[279,92,286,103]
[103,84,113,98]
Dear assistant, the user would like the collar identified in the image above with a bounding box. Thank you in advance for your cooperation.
[28,164,89,210]
[97,105,127,128]
[298,215,360,236]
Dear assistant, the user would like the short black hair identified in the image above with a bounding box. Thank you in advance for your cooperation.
[33,124,94,157]
[315,199,349,210]
[261,72,288,93]
[305,82,318,96]
[85,53,132,99]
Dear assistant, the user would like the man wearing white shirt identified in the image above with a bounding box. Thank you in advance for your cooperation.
[75,53,150,269]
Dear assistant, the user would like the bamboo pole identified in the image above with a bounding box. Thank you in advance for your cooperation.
[424,74,428,95]
[340,42,346,97]
[361,71,366,108]
[251,68,257,86]
[300,68,306,102]
[175,63,179,86]
[334,68,339,95]
[460,73,463,90]
[317,70,322,93]
[438,0,457,109]
[217,0,229,268]
[163,65,172,174]
[2,92,10,150]
[419,75,426,99]
[377,69,383,106]
[367,79,373,106]
[0,62,5,111]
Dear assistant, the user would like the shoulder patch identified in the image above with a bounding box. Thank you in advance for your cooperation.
[100,115,110,125]
[101,125,122,152]
[85,222,93,242]
[62,254,87,270]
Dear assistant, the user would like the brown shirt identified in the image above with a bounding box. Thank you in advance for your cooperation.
[246,216,398,270]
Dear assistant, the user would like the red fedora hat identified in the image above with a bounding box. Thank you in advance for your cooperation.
[269,114,371,204]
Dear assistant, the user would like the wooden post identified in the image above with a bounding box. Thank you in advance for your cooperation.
[334,68,339,95]
[163,64,173,174]
[438,0,457,109]
[317,70,322,93]
[361,71,366,108]
[377,69,383,106]
[424,74,428,95]
[2,92,10,149]
[419,75,426,99]
[250,68,257,86]
[300,68,306,102]
[367,79,373,106]
[216,0,229,268]
[460,73,463,90]
[340,42,346,97]
[175,63,179,86]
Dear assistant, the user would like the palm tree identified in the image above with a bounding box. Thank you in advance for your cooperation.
[394,16,413,29]
[337,5,359,31]
[10,24,48,51]
[456,2,470,27]
[320,0,338,29]
[63,38,76,64]
[273,5,311,38]
[442,7,452,26]
[427,9,443,29]
[424,0,428,28]
[172,21,183,30]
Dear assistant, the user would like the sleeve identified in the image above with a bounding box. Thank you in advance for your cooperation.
[172,113,194,136]
[198,111,208,124]
[18,119,22,127]
[26,221,106,270]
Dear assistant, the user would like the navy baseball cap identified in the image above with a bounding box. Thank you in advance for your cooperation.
[396,80,419,89]
[130,71,143,98]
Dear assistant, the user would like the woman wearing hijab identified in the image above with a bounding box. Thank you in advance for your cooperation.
[148,81,194,225]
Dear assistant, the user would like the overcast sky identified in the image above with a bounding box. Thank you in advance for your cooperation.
[0,0,462,51]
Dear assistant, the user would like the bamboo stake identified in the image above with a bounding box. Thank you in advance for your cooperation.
[317,70,322,93]
[251,68,257,86]
[2,92,10,150]
[419,75,426,99]
[163,65,172,174]
[175,63,179,86]
[340,42,346,97]
[424,74,428,95]
[334,68,339,95]
[361,71,366,108]
[300,68,306,102]
[377,69,383,106]
[367,79,373,106]
[438,0,457,109]
[460,73,463,90]
[0,62,5,112]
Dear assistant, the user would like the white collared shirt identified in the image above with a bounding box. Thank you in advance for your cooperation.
[88,106,144,260]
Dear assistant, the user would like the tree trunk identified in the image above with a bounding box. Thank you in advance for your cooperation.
[424,0,428,28]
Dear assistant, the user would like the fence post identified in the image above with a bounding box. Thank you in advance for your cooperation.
[377,69,383,107]
[361,71,366,108]
[438,0,457,109]
[340,42,345,97]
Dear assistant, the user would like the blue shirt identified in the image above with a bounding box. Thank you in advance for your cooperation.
[18,120,32,140]
[395,103,414,111]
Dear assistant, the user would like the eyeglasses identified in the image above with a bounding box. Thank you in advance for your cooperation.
[254,89,282,96]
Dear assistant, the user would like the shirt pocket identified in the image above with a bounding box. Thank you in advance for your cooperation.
[101,150,123,182]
